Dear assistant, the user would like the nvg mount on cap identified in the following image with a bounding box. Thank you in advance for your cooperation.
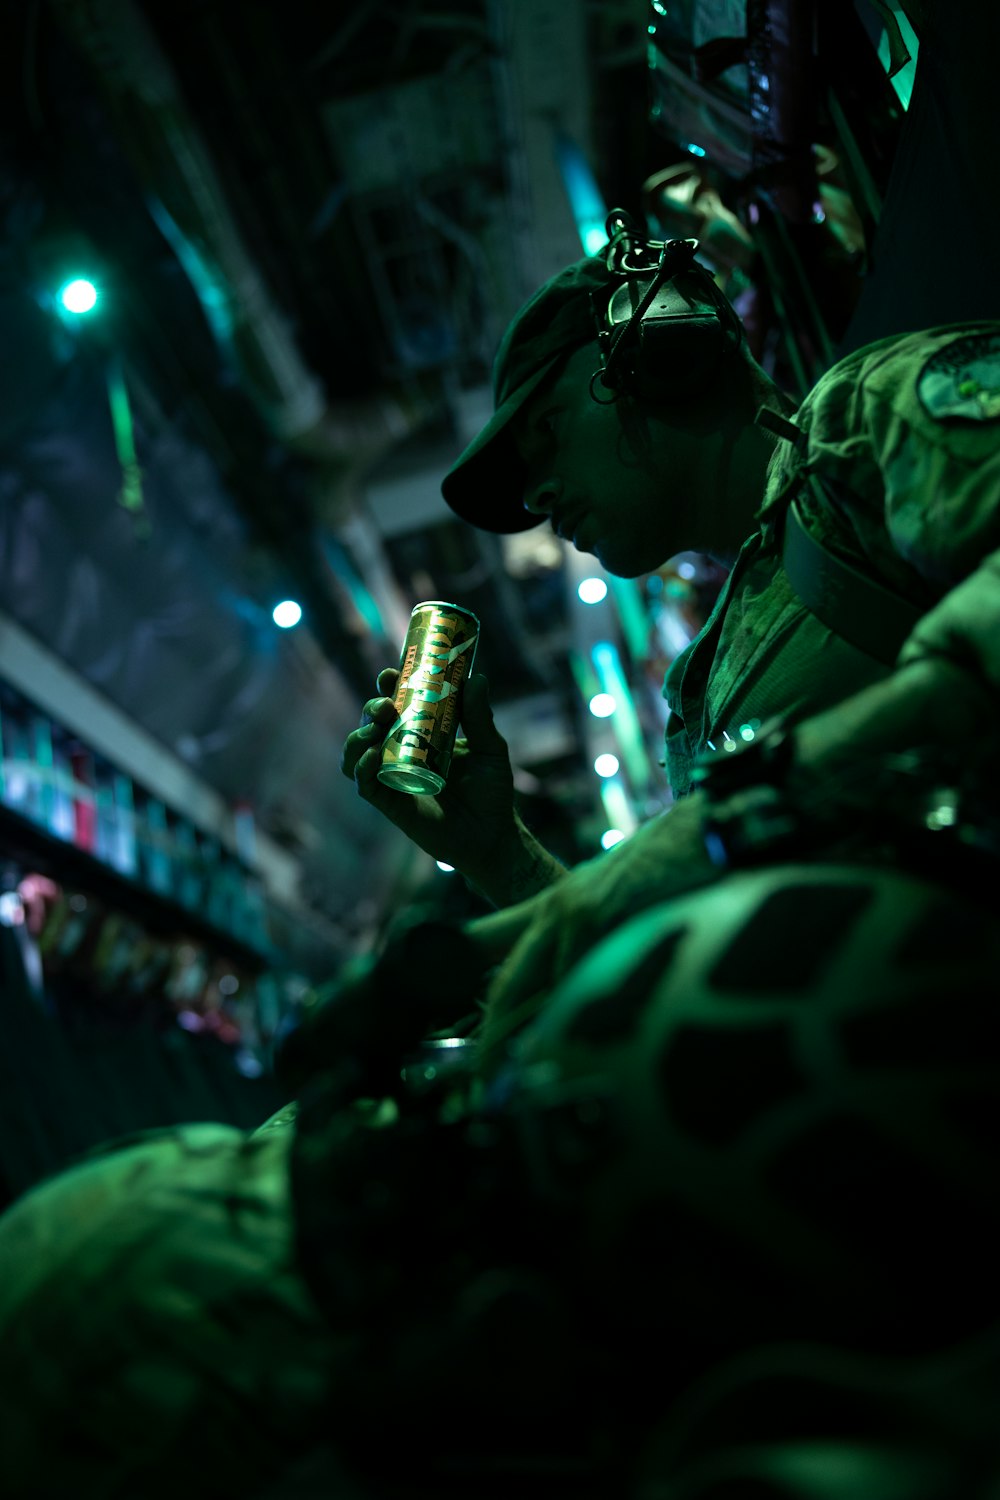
[589,207,744,404]
[440,206,744,535]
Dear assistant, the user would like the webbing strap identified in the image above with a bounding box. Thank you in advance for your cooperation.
[782,487,924,666]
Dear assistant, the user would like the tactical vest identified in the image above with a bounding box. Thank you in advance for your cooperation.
[663,410,931,798]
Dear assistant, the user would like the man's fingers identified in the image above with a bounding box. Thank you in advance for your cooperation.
[360,695,398,727]
[354,745,416,826]
[354,743,384,790]
[340,670,400,782]
[340,714,392,780]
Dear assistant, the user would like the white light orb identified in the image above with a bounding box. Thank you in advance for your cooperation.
[578,576,608,604]
[59,278,98,314]
[272,600,303,629]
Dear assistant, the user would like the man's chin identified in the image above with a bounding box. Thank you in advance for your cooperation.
[587,537,652,580]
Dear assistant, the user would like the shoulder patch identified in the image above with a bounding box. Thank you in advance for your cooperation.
[917,331,1000,423]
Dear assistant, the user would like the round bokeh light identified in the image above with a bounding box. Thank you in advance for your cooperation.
[59,278,98,314]
[273,600,303,629]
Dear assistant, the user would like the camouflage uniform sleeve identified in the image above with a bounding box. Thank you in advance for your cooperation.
[0,1124,336,1498]
[860,327,1000,587]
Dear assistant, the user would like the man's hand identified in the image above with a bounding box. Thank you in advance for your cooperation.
[341,669,564,906]
[897,549,1000,690]
[471,548,1000,1062]
[474,796,718,1066]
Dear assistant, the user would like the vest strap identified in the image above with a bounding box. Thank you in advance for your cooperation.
[782,486,924,666]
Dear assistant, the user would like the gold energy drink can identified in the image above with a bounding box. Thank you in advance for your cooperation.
[377,601,480,796]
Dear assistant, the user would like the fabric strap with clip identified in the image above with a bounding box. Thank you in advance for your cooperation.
[783,486,925,667]
[756,406,925,667]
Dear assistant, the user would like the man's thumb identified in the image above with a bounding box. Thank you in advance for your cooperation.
[460,673,506,748]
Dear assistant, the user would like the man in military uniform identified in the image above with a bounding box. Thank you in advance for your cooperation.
[3,220,1000,1499]
[341,216,1000,1012]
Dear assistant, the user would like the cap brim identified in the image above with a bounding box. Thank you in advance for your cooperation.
[440,355,562,534]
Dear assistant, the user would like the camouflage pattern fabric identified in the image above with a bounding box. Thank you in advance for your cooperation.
[3,858,999,1495]
[665,322,1000,795]
[630,1328,1000,1498]
[288,857,1000,1495]
[497,860,1000,1494]
[499,861,1000,1359]
[0,1122,340,1500]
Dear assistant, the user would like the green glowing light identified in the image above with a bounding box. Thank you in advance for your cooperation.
[601,828,625,850]
[58,278,98,314]
[591,641,652,792]
[106,356,146,526]
[608,576,649,661]
[555,132,609,259]
[582,222,609,256]
[589,693,616,718]
[569,650,601,704]
[594,753,620,778]
[877,13,919,111]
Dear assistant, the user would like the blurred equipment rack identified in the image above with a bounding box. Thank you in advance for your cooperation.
[645,0,914,395]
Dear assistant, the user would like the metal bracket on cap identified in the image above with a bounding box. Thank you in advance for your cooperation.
[589,368,620,405]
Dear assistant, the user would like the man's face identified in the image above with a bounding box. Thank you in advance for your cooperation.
[508,342,703,578]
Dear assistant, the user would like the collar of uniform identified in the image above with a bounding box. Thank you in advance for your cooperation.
[753,405,811,541]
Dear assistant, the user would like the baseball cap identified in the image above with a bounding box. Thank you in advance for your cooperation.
[441,253,614,534]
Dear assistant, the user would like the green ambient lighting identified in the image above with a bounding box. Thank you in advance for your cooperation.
[608,576,649,661]
[878,11,919,111]
[591,640,651,793]
[58,278,99,314]
[599,775,633,841]
[106,355,145,522]
[555,132,610,260]
[272,600,303,629]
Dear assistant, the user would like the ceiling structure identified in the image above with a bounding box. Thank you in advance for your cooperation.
[1,0,993,978]
[0,0,661,972]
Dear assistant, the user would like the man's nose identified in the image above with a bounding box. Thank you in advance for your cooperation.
[523,477,560,517]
